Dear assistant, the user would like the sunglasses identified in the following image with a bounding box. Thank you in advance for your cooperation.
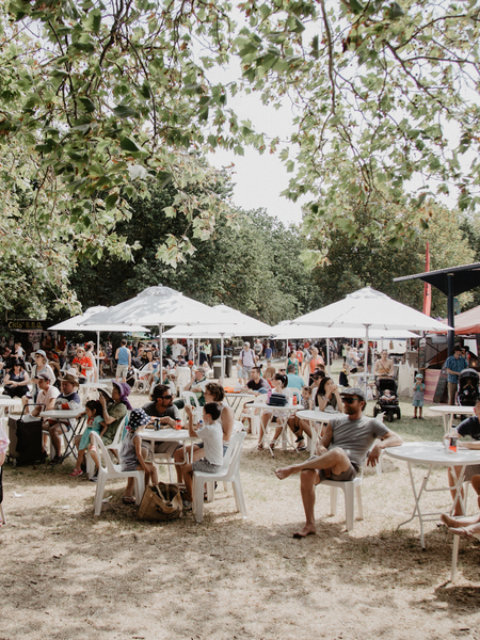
[342,397,359,404]
[161,395,173,400]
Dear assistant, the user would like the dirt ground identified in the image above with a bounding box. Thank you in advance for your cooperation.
[2,397,480,640]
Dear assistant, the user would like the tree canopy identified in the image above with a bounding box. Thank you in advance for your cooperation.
[1,0,480,319]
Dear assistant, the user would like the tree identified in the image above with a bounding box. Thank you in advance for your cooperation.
[302,169,475,316]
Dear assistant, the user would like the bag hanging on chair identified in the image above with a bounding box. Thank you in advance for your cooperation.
[137,482,183,521]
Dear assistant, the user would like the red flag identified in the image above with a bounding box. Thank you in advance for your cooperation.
[423,241,432,316]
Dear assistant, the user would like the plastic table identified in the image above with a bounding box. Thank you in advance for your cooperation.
[428,405,474,435]
[385,441,480,548]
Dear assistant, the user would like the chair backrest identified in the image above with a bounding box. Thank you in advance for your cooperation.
[176,366,191,393]
[181,390,201,409]
[221,431,246,479]
[110,415,127,448]
[91,432,117,474]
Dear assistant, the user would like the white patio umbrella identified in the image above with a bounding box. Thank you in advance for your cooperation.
[163,304,272,379]
[291,287,451,396]
[83,286,215,380]
[49,306,148,373]
[270,321,418,374]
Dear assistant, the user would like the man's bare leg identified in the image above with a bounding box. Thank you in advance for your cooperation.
[276,448,352,538]
[275,447,350,479]
[294,469,317,538]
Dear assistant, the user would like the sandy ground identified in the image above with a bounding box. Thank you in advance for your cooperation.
[2,394,480,640]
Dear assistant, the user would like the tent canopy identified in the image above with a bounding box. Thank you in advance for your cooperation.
[270,322,418,340]
[437,305,480,335]
[394,262,480,297]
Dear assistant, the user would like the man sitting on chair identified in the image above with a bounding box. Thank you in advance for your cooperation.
[275,386,402,538]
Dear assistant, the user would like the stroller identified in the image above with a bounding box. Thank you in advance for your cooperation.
[373,378,401,422]
[457,368,479,406]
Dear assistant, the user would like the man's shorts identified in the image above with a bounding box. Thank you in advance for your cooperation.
[193,458,222,473]
[316,461,359,483]
[116,364,129,379]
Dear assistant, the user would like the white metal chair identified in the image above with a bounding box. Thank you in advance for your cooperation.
[86,416,127,478]
[320,473,364,532]
[193,431,247,523]
[91,432,144,516]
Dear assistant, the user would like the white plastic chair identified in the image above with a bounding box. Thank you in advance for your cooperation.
[86,416,127,478]
[181,391,203,423]
[131,368,150,394]
[175,366,191,395]
[193,431,247,523]
[450,519,480,581]
[91,432,144,516]
[320,474,364,532]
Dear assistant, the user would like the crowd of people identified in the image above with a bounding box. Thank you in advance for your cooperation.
[1,333,480,541]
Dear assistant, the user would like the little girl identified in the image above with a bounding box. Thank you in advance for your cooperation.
[70,400,104,477]
[182,402,224,506]
[119,408,158,504]
[258,373,289,451]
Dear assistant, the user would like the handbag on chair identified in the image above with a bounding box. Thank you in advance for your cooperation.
[137,482,183,521]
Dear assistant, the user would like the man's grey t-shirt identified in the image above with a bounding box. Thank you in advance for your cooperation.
[328,415,389,467]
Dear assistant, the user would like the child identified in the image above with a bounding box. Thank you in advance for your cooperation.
[70,399,104,477]
[412,373,425,419]
[119,408,158,504]
[182,402,224,507]
[258,373,289,451]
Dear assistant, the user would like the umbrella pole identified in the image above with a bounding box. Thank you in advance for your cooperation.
[326,338,331,376]
[96,331,100,380]
[159,324,163,383]
[364,325,370,402]
[221,334,225,382]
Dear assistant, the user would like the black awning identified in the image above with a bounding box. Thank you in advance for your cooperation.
[394,262,480,296]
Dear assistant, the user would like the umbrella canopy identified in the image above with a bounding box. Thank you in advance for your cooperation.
[292,287,450,332]
[49,307,148,333]
[436,304,480,335]
[83,286,213,327]
[271,321,418,340]
[163,304,272,338]
[163,304,272,380]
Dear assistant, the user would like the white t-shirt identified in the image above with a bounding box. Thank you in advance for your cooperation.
[171,343,185,360]
[197,421,223,466]
[37,385,60,408]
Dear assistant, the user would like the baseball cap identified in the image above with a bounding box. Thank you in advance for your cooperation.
[340,386,365,401]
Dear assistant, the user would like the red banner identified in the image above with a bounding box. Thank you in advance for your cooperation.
[423,241,432,316]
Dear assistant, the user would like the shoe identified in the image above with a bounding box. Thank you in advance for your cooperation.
[89,474,98,483]
[297,444,307,452]
[122,496,135,505]
[49,455,62,465]
[69,468,83,477]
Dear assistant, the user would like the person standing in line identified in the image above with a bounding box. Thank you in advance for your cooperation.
[115,339,131,383]
[444,345,468,405]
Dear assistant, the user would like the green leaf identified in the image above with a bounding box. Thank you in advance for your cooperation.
[113,104,139,118]
[120,137,141,152]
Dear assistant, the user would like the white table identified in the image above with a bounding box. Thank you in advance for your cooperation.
[0,397,23,417]
[139,428,191,478]
[295,409,346,454]
[40,407,86,462]
[256,402,303,453]
[428,405,474,435]
[225,392,257,418]
[385,441,480,548]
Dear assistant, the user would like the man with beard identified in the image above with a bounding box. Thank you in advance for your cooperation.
[275,387,402,538]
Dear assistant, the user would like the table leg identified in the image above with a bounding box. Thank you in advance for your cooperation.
[396,462,433,548]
